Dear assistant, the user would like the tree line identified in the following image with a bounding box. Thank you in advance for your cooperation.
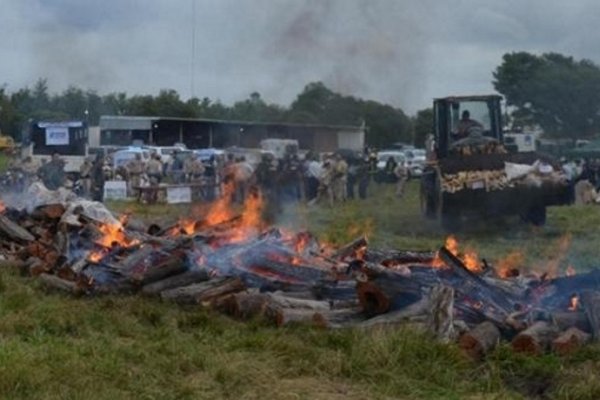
[2,51,599,149]
[0,79,414,148]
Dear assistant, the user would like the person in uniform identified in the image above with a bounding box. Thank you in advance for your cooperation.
[79,156,94,198]
[38,152,66,191]
[90,154,106,202]
[333,154,348,202]
[126,153,144,197]
[394,161,409,198]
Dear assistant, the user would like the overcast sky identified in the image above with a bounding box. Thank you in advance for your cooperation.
[1,0,598,114]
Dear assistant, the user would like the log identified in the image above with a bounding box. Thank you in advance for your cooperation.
[161,277,245,305]
[358,296,430,329]
[458,321,500,360]
[511,321,559,355]
[266,292,331,312]
[581,291,600,340]
[141,269,210,296]
[312,308,364,329]
[0,214,35,242]
[216,291,270,319]
[332,236,368,260]
[426,285,456,343]
[550,311,591,333]
[124,249,188,285]
[38,273,78,294]
[551,327,591,355]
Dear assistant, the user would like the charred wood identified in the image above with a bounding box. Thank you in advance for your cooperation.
[161,277,245,305]
[552,327,591,355]
[141,269,210,296]
[458,321,500,360]
[511,321,559,355]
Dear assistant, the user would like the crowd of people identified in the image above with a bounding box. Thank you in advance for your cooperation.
[2,148,410,211]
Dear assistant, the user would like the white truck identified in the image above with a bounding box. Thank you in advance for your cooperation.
[259,139,299,159]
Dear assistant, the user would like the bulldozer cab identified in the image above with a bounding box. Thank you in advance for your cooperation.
[433,95,503,159]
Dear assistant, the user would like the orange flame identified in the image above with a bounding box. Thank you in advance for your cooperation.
[205,182,235,226]
[95,221,139,248]
[431,236,481,272]
[88,249,106,263]
[496,251,525,278]
[566,265,576,277]
[568,294,579,311]
[179,219,197,235]
[226,189,265,243]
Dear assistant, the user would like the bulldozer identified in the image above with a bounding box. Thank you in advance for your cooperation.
[0,130,15,153]
[420,95,571,230]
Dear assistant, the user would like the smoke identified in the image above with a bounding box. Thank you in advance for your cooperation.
[2,0,600,114]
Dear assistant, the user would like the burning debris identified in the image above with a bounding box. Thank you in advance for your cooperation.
[1,185,600,358]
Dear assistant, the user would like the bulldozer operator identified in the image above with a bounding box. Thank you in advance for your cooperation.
[454,110,483,140]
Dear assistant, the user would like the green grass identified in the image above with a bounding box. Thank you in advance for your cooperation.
[6,169,600,398]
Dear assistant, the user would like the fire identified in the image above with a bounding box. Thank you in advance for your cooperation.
[225,189,265,243]
[179,219,197,235]
[568,294,579,311]
[88,250,106,263]
[431,236,481,273]
[496,251,525,278]
[0,200,5,213]
[205,182,235,226]
[566,265,576,277]
[95,222,139,248]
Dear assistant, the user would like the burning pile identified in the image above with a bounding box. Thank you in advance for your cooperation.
[0,188,599,357]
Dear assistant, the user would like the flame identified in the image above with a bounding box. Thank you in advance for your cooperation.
[568,294,579,311]
[0,200,5,213]
[497,251,525,278]
[445,235,459,256]
[205,182,235,226]
[566,265,576,277]
[95,221,139,248]
[179,219,197,235]
[431,236,481,272]
[225,189,265,243]
[88,250,106,263]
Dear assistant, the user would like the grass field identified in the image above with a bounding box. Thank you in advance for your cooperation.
[5,167,600,398]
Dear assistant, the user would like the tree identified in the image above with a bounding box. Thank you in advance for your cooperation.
[412,108,433,148]
[493,52,600,140]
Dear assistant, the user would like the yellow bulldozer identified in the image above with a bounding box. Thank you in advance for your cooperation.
[0,130,15,153]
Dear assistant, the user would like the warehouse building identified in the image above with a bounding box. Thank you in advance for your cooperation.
[98,116,365,152]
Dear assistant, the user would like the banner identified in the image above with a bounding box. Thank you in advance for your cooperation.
[167,186,192,204]
[103,180,128,200]
[45,126,70,145]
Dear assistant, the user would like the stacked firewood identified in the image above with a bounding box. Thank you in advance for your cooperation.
[441,170,509,193]
[1,197,599,358]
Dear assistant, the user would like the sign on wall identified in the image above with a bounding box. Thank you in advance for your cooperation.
[45,126,70,145]
[103,180,128,200]
[167,186,192,204]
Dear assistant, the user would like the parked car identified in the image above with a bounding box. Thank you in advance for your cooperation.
[111,147,151,169]
[402,148,426,177]
[375,151,407,183]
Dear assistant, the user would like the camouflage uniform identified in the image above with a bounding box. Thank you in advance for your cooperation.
[333,156,348,202]
[126,155,144,196]
[79,158,93,198]
[394,163,409,198]
[38,154,66,191]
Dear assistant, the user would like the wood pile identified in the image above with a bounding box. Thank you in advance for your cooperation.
[0,195,600,359]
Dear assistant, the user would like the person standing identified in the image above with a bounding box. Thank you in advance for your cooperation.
[90,154,106,202]
[126,154,144,197]
[38,152,66,190]
[79,156,94,198]
[357,156,370,200]
[333,154,348,202]
[394,161,409,198]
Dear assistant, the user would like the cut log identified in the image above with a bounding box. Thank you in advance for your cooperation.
[141,269,210,296]
[511,321,559,355]
[458,321,500,360]
[266,292,331,312]
[332,236,368,260]
[0,214,35,242]
[38,273,78,294]
[550,311,591,333]
[161,277,245,305]
[123,249,188,285]
[551,327,591,355]
[581,291,600,340]
[216,291,270,319]
[358,296,430,329]
[426,285,456,343]
[312,308,364,329]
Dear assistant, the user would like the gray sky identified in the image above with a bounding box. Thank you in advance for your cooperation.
[1,0,598,114]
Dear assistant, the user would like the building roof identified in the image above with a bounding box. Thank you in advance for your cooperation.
[99,115,364,132]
